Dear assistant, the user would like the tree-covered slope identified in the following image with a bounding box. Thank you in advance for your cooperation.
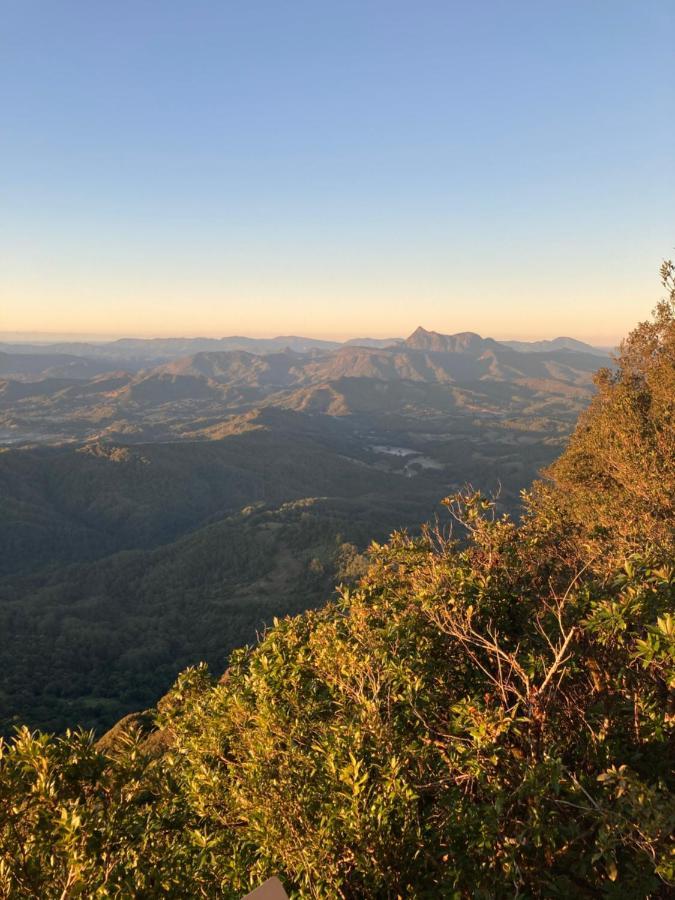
[0,496,406,734]
[0,426,412,578]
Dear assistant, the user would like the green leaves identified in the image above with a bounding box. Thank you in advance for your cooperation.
[634,613,675,679]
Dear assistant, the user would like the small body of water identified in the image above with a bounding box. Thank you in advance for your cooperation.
[372,445,417,457]
[371,445,444,477]
[409,455,443,470]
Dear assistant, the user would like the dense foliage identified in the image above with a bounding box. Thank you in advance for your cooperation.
[532,260,675,567]
[0,498,382,734]
[0,270,673,896]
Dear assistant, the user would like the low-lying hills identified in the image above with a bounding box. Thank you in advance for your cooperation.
[0,335,339,360]
[501,335,610,355]
[0,350,125,380]
[156,349,306,386]
[0,327,609,446]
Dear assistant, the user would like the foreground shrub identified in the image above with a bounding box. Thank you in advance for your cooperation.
[160,498,674,897]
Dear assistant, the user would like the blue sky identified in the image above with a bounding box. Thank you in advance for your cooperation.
[2,1,674,341]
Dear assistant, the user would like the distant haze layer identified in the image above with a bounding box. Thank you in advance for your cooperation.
[0,330,616,350]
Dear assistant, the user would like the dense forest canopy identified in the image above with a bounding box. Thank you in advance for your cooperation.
[0,266,673,897]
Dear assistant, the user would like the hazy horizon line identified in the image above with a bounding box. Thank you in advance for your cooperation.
[0,329,618,348]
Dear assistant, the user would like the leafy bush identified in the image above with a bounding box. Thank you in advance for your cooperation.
[156,497,673,897]
[532,261,675,567]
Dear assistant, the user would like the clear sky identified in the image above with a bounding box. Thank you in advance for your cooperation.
[2,1,674,343]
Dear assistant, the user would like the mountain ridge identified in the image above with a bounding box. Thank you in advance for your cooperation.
[0,328,607,373]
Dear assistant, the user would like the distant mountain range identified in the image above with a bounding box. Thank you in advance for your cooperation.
[0,328,608,374]
[499,336,610,356]
[0,326,611,447]
[0,334,397,367]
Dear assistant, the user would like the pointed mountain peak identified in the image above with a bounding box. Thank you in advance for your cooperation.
[404,328,491,354]
[408,326,433,339]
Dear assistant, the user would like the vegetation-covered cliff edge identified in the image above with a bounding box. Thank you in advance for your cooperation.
[0,266,673,897]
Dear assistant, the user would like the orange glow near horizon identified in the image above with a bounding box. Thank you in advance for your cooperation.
[1,267,657,346]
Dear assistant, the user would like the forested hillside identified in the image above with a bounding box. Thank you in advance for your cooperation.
[0,269,672,897]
